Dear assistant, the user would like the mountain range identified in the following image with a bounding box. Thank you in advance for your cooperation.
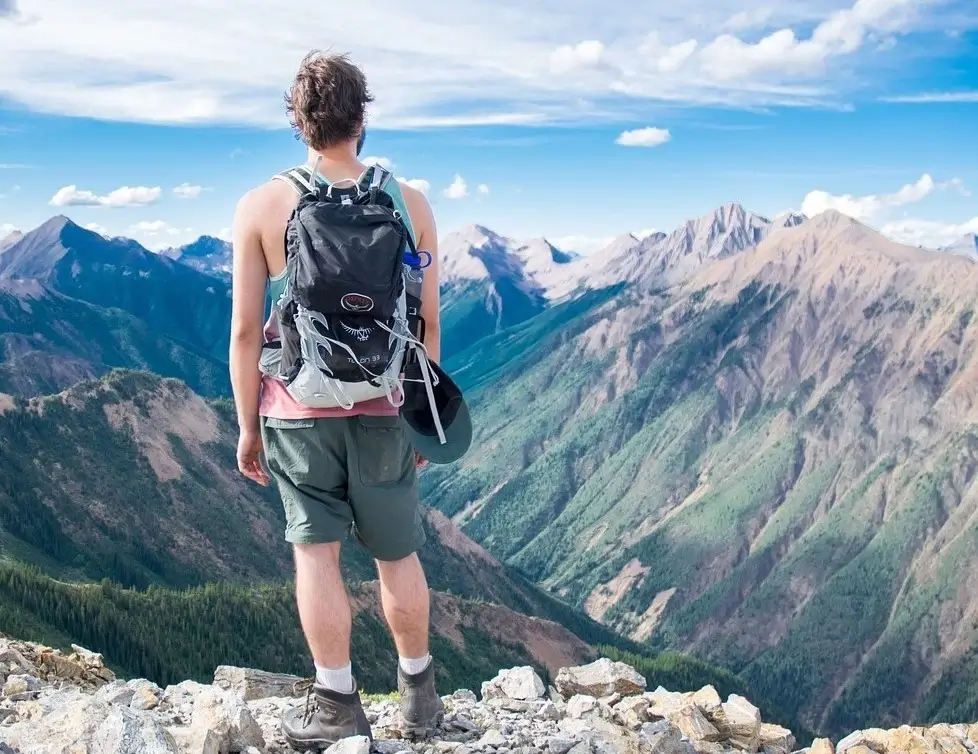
[3,203,978,738]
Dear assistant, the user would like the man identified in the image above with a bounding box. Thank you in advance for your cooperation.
[228,50,443,750]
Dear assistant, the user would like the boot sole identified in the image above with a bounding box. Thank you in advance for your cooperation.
[283,731,374,752]
[397,710,444,739]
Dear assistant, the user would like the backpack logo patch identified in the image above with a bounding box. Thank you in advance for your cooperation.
[341,322,373,342]
[341,293,374,312]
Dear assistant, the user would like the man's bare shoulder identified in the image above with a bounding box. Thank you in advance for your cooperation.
[396,181,435,237]
[235,179,298,228]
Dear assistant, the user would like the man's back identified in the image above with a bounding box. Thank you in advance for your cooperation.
[242,162,437,288]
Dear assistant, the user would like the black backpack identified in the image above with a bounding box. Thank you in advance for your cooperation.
[259,163,427,409]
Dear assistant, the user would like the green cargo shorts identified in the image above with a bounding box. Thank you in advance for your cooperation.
[260,414,425,561]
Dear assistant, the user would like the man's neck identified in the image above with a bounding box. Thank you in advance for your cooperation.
[307,147,364,183]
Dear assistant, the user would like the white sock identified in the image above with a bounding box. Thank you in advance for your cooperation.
[399,654,431,676]
[315,663,354,694]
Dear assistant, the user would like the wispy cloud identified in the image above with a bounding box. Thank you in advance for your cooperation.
[0,0,966,128]
[173,183,204,199]
[0,164,33,169]
[50,185,162,208]
[882,216,978,248]
[801,174,968,221]
[880,91,978,103]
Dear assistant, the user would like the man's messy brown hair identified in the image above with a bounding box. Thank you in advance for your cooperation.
[285,50,374,151]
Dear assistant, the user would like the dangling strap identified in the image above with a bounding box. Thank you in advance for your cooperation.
[416,348,447,446]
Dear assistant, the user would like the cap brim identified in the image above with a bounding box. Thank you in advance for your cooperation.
[401,397,472,464]
[400,360,472,464]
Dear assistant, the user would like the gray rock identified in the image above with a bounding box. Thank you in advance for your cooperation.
[0,644,34,676]
[480,728,509,748]
[2,674,40,697]
[96,680,138,707]
[567,695,600,720]
[640,720,686,754]
[566,745,590,754]
[758,723,796,754]
[645,688,687,720]
[92,707,180,753]
[556,659,646,699]
[373,740,414,754]
[711,696,761,753]
[326,735,372,754]
[187,686,266,752]
[0,689,178,753]
[483,668,547,702]
[537,702,562,722]
[668,705,722,743]
[690,687,722,716]
[548,738,579,754]
[214,665,306,702]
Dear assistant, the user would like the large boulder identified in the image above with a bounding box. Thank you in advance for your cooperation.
[0,688,177,753]
[709,695,762,753]
[213,666,305,702]
[555,658,646,699]
[481,667,547,701]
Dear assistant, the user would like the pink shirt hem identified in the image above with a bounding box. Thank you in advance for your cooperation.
[259,377,400,419]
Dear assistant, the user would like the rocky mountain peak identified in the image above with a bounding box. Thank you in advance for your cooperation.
[944,233,978,259]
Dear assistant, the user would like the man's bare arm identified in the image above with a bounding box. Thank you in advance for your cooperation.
[229,190,268,434]
[404,186,440,364]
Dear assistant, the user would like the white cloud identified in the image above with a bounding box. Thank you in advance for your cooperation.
[85,222,108,235]
[633,227,659,239]
[724,8,775,31]
[616,127,671,147]
[697,0,928,82]
[443,174,469,200]
[0,0,959,126]
[50,185,161,208]
[880,91,978,103]
[0,222,17,237]
[549,40,605,75]
[129,220,183,236]
[401,178,431,195]
[217,227,232,242]
[801,174,966,221]
[477,183,490,196]
[881,217,978,248]
[362,156,394,170]
[552,234,615,255]
[173,183,204,199]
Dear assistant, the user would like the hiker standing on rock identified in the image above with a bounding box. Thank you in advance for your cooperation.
[228,50,446,750]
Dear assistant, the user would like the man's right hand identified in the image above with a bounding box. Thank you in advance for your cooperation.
[238,429,271,486]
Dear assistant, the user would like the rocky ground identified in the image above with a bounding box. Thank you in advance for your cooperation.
[1,637,976,754]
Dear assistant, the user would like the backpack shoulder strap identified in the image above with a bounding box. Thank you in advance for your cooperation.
[272,165,317,196]
[361,164,394,193]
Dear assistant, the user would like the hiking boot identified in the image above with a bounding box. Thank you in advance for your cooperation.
[397,660,444,737]
[281,679,372,751]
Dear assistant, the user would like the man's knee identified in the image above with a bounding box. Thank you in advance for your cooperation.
[293,541,342,567]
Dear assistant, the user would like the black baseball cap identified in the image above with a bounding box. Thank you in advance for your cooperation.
[400,358,472,465]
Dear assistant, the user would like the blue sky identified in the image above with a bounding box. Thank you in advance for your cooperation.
[1,0,976,253]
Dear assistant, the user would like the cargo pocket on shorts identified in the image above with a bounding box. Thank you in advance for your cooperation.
[261,417,317,475]
[355,415,409,487]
